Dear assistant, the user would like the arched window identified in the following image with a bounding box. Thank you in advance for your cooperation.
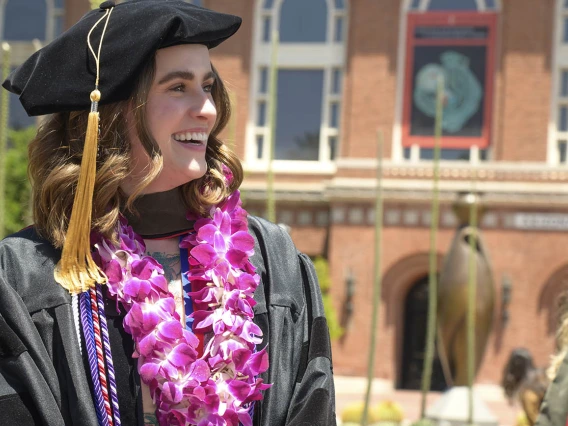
[393,0,500,163]
[279,0,327,43]
[247,0,348,170]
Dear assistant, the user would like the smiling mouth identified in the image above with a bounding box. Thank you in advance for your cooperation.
[172,131,208,145]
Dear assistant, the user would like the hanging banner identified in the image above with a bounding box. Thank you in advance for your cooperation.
[402,12,497,149]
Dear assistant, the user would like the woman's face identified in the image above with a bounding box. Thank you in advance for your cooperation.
[126,43,217,194]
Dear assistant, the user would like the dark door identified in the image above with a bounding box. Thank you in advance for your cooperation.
[400,275,448,391]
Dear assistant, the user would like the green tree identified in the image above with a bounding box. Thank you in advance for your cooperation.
[4,126,35,235]
[313,256,343,340]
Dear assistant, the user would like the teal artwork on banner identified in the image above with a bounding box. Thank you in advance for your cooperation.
[413,51,482,134]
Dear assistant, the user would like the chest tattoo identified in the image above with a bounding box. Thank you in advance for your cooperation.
[143,413,158,425]
[147,251,181,282]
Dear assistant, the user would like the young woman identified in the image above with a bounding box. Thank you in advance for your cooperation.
[0,1,336,425]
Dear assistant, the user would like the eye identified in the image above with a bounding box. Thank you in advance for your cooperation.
[203,83,214,93]
[169,83,185,93]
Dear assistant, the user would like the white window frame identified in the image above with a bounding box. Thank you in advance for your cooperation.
[245,0,348,174]
[548,0,568,165]
[45,0,64,42]
[392,0,501,164]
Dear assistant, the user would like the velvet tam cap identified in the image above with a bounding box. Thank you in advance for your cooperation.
[2,0,242,116]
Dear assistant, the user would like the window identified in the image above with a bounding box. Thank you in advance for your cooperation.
[394,0,499,163]
[275,70,324,160]
[559,140,567,163]
[3,0,63,128]
[4,0,47,40]
[45,0,64,41]
[428,0,478,10]
[408,0,500,12]
[280,0,327,42]
[550,1,568,165]
[247,0,348,169]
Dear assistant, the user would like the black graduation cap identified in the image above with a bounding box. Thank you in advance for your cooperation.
[2,0,242,116]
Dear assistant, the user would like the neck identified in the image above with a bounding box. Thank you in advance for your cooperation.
[122,186,194,239]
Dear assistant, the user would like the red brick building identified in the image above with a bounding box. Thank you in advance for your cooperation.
[5,0,568,390]
[205,0,568,390]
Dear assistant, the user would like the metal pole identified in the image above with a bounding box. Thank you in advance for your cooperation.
[266,30,279,223]
[467,181,478,425]
[45,0,55,42]
[361,129,385,426]
[228,91,237,152]
[420,74,444,418]
[0,0,7,46]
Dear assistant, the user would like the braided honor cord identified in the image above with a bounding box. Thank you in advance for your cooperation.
[80,291,109,426]
[89,288,114,426]
[95,283,121,426]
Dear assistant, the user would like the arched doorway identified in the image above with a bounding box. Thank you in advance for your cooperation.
[400,275,448,391]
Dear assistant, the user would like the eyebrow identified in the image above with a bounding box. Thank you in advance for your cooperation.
[157,70,216,85]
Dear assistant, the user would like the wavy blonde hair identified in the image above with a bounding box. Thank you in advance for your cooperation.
[547,290,568,380]
[28,56,242,248]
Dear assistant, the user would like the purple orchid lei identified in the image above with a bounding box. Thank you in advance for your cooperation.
[92,186,269,425]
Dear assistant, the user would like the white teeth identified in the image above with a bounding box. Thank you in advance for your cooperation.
[173,131,208,142]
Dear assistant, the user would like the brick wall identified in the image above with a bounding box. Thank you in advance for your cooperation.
[208,0,254,160]
[492,0,554,161]
[341,0,400,160]
[328,216,565,383]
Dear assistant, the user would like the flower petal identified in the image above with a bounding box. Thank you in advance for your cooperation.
[168,343,197,368]
[248,348,269,376]
[159,319,183,340]
[213,231,228,254]
[189,359,211,382]
[139,361,160,383]
[228,380,251,402]
[230,231,254,253]
[191,244,217,266]
[197,224,218,245]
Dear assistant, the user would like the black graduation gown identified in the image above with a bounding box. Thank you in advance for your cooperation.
[0,216,336,426]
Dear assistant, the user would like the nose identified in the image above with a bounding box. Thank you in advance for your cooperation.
[189,94,217,123]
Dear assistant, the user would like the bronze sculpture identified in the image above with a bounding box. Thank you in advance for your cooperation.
[437,192,495,386]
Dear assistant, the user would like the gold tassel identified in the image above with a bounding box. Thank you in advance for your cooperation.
[54,90,107,294]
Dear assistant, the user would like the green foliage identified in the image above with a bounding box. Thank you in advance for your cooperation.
[516,411,530,426]
[341,400,405,425]
[341,401,380,424]
[376,401,404,423]
[409,419,436,426]
[313,256,343,340]
[4,126,35,235]
[313,255,331,292]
